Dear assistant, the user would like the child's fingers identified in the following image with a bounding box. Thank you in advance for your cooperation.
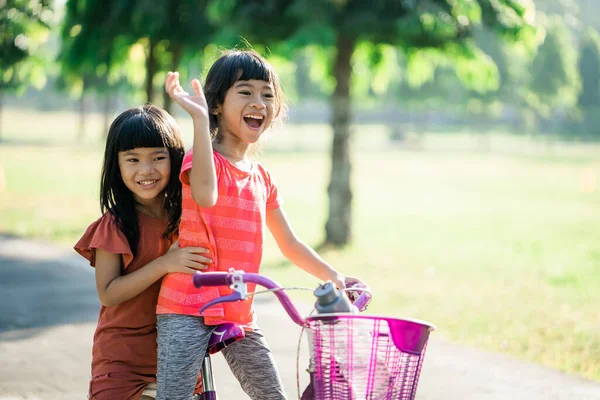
[344,276,362,286]
[191,254,212,265]
[166,72,183,92]
[184,263,209,273]
[187,246,209,254]
[165,72,178,95]
[191,79,205,98]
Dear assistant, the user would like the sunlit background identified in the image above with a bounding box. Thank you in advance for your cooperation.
[1,0,599,384]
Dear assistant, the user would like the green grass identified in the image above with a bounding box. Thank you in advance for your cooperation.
[1,108,599,381]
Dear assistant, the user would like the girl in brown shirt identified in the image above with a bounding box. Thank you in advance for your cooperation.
[75,105,210,399]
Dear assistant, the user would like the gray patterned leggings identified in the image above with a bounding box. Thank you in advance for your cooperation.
[156,314,287,400]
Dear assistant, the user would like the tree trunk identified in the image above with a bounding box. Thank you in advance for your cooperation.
[146,37,157,104]
[77,94,87,144]
[295,51,311,98]
[325,35,355,246]
[102,95,112,138]
[0,92,3,143]
[163,43,183,114]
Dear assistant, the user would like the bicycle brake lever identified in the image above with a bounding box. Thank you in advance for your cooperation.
[200,270,247,313]
[200,291,244,313]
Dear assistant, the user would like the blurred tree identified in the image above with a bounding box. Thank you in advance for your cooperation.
[294,48,325,99]
[60,0,217,112]
[458,26,535,135]
[130,0,217,110]
[577,27,600,136]
[528,15,580,130]
[59,0,131,141]
[219,0,536,245]
[535,0,600,35]
[0,0,55,141]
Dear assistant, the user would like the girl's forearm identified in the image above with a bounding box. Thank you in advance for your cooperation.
[190,116,218,207]
[282,240,342,282]
[99,258,166,307]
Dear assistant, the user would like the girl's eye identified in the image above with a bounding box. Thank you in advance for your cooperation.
[239,91,251,96]
[263,93,274,99]
[127,158,138,163]
[154,156,167,161]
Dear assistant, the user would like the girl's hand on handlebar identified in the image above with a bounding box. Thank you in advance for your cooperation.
[160,240,212,274]
[330,275,365,289]
[328,273,347,292]
[330,274,366,294]
[343,276,368,302]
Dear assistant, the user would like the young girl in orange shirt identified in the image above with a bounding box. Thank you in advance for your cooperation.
[156,50,364,400]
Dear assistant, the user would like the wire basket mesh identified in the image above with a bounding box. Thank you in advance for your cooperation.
[305,315,434,400]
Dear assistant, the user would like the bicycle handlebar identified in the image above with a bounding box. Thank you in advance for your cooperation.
[193,271,371,327]
[194,271,308,326]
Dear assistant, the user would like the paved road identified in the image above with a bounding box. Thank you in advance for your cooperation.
[0,235,599,400]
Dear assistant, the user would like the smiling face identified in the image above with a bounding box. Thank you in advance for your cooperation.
[117,147,171,206]
[216,79,275,144]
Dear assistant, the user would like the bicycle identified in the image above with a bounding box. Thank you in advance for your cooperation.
[168,269,435,400]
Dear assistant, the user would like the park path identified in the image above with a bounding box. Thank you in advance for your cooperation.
[0,235,599,400]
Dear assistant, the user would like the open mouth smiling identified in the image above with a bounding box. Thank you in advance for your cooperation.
[243,114,265,129]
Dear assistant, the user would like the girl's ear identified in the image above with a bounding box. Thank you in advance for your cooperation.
[211,105,222,116]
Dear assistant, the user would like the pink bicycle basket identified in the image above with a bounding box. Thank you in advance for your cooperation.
[305,315,435,400]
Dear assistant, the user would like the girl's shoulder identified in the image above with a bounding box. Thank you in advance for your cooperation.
[253,162,276,183]
[74,213,133,268]
[77,213,118,239]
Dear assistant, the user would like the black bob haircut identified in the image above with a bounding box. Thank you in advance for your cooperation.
[99,104,185,256]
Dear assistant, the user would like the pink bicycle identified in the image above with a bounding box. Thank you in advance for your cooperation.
[191,270,435,400]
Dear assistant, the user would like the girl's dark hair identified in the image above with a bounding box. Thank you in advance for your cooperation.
[203,49,287,138]
[99,104,185,256]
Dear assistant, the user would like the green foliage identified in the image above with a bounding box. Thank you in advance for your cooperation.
[578,27,600,108]
[58,0,135,96]
[221,0,537,102]
[226,0,536,48]
[529,15,580,117]
[59,0,218,101]
[351,42,400,98]
[0,0,55,93]
[571,28,600,138]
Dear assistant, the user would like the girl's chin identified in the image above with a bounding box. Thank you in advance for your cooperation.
[133,189,166,204]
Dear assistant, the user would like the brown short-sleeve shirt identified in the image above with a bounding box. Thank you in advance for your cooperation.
[75,212,186,399]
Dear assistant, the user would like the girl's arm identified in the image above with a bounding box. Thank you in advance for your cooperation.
[94,241,211,307]
[165,72,217,207]
[266,207,356,289]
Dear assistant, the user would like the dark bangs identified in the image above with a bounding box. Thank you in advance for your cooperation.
[110,107,171,152]
[226,52,275,88]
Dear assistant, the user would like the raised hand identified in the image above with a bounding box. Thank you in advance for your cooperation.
[165,71,209,121]
[160,239,213,274]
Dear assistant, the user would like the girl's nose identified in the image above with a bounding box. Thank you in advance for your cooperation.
[250,95,266,109]
[140,162,155,173]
